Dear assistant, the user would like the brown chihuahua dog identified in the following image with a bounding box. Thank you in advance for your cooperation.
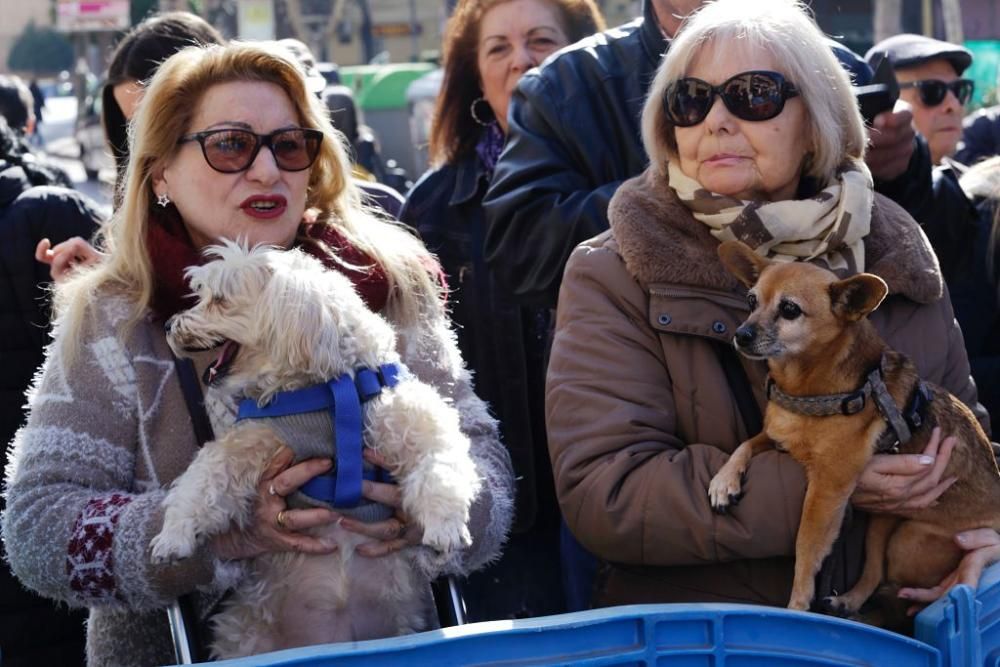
[709,240,1000,616]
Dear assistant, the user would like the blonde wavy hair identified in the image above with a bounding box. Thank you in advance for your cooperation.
[641,0,867,185]
[56,42,440,358]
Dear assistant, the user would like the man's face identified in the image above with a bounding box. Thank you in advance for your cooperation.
[650,0,708,37]
[896,59,968,164]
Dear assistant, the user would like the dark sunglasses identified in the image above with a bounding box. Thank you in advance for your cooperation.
[664,70,800,127]
[177,127,324,173]
[899,78,974,107]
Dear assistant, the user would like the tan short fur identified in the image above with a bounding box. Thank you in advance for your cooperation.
[710,240,1000,616]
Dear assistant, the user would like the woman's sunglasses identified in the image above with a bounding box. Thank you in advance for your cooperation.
[664,70,799,127]
[177,127,324,173]
[899,79,974,107]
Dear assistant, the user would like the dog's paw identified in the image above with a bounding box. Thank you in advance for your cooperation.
[708,468,745,513]
[149,529,197,564]
[421,515,472,555]
[819,593,864,618]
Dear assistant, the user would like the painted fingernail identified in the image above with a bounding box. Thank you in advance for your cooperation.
[957,533,969,544]
[919,456,934,465]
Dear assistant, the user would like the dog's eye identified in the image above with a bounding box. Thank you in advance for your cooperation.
[747,293,758,311]
[779,300,802,320]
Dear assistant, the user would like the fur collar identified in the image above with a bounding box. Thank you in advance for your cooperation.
[608,167,943,304]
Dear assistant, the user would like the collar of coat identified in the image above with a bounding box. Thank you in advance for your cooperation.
[607,166,944,305]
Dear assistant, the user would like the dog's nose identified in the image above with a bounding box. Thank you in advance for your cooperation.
[734,324,756,347]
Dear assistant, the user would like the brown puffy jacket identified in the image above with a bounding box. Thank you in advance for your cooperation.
[546,167,989,608]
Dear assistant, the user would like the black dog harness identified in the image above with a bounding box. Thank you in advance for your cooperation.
[765,354,933,454]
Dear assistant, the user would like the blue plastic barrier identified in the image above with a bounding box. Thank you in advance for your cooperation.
[194,562,1000,666]
[207,603,938,666]
[916,562,1000,667]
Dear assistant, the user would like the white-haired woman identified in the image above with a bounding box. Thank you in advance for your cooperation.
[2,42,513,665]
[546,0,991,614]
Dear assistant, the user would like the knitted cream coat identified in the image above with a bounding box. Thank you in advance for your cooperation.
[2,286,514,666]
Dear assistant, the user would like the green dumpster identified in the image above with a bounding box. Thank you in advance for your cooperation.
[338,63,437,179]
[965,40,1000,108]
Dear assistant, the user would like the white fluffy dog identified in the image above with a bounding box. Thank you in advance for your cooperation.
[150,240,480,658]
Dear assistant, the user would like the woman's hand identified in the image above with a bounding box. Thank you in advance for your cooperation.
[898,528,1000,615]
[211,447,342,560]
[851,427,957,513]
[339,449,424,557]
[35,237,104,283]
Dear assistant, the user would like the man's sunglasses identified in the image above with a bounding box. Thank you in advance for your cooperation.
[664,70,800,127]
[177,127,324,173]
[899,78,974,107]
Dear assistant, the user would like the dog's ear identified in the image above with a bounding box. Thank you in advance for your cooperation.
[717,241,771,287]
[828,273,888,321]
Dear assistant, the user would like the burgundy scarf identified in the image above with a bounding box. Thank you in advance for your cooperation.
[146,207,391,321]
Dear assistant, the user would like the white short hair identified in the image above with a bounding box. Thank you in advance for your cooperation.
[641,0,867,185]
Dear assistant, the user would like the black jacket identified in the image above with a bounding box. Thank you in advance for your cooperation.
[0,159,102,667]
[402,154,552,534]
[483,1,934,309]
[957,105,1000,167]
[482,3,663,308]
[944,173,1000,429]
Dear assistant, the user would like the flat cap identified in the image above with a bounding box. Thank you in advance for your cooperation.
[866,34,972,75]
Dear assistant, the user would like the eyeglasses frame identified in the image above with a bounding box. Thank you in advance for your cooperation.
[898,78,975,107]
[664,70,801,128]
[177,127,325,174]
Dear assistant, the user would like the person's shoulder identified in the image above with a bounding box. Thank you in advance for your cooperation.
[868,192,944,304]
[525,17,644,88]
[356,180,404,219]
[402,163,462,217]
[6,184,103,235]
[565,229,626,280]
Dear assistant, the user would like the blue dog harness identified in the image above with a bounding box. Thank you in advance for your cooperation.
[236,363,400,510]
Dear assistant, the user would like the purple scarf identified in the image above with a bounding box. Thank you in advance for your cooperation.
[474,122,505,175]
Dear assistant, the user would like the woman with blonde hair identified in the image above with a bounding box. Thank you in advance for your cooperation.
[2,41,513,665]
[546,0,990,614]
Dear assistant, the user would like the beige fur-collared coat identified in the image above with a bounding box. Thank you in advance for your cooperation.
[546,166,989,608]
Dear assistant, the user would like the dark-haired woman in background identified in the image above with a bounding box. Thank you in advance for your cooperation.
[400,0,605,620]
[102,11,224,188]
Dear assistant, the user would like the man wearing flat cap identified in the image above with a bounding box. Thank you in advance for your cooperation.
[867,34,974,165]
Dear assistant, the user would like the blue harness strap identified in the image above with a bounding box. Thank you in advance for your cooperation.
[236,363,401,508]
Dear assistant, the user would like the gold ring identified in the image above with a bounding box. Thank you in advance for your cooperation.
[275,509,289,530]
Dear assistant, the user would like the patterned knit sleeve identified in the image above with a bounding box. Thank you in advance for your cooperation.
[395,306,514,576]
[2,298,220,611]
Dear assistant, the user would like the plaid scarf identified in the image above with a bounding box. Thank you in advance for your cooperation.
[668,159,874,274]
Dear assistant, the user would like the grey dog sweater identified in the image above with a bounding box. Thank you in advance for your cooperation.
[2,291,514,667]
[247,408,394,522]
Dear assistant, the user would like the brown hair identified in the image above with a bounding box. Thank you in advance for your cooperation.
[428,0,605,166]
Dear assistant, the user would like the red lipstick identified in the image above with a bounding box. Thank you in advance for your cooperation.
[240,195,287,220]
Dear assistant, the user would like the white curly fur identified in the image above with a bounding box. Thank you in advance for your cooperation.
[149,241,481,658]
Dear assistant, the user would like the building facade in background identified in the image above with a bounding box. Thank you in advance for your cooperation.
[0,2,53,76]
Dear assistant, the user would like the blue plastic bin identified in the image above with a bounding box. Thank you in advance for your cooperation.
[192,562,1000,666]
[207,603,938,666]
[916,562,1000,667]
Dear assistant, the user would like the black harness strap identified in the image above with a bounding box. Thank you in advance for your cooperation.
[716,343,764,437]
[169,353,214,664]
[172,355,216,447]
